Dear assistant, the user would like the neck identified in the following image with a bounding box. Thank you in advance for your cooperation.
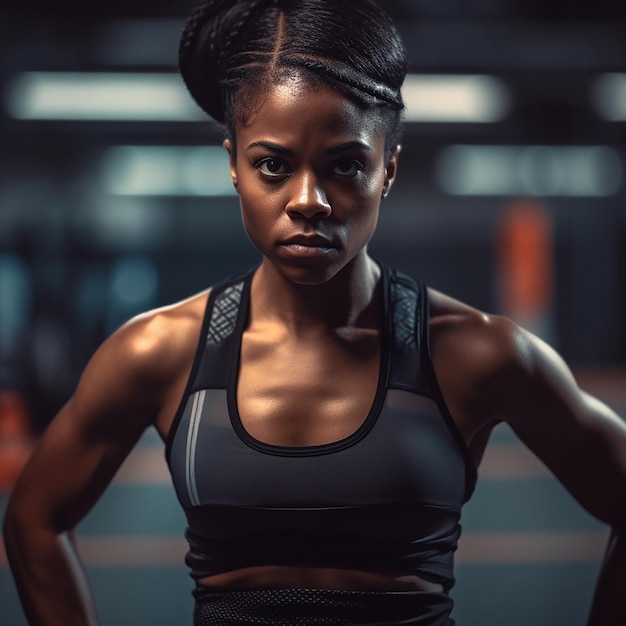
[250,255,382,333]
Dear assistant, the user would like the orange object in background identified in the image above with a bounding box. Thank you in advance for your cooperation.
[0,390,34,492]
[496,199,555,341]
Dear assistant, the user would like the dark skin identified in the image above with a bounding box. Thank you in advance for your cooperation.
[4,75,626,625]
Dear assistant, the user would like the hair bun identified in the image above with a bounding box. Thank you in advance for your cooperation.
[179,0,272,123]
[179,0,407,134]
[179,0,232,123]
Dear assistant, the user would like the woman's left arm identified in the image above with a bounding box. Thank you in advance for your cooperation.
[430,290,626,624]
[488,323,626,625]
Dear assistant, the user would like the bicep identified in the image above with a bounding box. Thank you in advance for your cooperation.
[8,330,157,532]
[9,396,147,533]
[503,333,626,526]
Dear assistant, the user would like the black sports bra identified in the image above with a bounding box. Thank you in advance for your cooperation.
[166,265,477,588]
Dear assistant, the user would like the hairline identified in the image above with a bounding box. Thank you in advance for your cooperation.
[224,67,404,159]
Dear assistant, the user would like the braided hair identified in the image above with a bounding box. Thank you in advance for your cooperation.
[179,0,407,152]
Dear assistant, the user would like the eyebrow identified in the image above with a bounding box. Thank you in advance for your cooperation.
[246,140,373,155]
[327,141,373,155]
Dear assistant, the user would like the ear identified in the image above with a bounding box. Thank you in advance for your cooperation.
[223,138,239,193]
[381,144,401,199]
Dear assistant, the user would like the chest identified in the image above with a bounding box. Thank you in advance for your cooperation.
[166,270,475,512]
[236,328,381,447]
[170,385,469,511]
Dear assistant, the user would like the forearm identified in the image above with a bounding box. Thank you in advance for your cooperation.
[587,527,626,626]
[4,518,98,626]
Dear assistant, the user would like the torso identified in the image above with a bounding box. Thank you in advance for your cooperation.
[149,274,494,594]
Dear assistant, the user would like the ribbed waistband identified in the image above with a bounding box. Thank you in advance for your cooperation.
[193,587,455,625]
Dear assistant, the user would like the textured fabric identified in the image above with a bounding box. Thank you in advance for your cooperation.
[193,588,455,626]
[206,282,244,346]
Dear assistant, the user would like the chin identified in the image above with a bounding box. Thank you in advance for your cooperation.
[285,268,338,286]
[273,261,342,287]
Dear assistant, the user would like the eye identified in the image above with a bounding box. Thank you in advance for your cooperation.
[332,158,364,177]
[255,157,289,177]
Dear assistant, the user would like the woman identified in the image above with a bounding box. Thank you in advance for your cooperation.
[4,1,626,624]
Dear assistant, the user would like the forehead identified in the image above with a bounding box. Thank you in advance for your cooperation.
[235,75,386,148]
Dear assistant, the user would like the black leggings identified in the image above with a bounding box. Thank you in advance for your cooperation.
[193,587,455,625]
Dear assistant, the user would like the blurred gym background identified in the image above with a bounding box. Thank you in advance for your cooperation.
[0,0,625,624]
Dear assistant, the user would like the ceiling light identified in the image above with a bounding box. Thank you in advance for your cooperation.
[402,74,511,123]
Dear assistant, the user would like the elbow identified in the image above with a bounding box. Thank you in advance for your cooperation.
[2,491,55,563]
[3,495,21,542]
[3,494,31,561]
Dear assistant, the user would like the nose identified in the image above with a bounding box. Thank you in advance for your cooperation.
[285,172,331,219]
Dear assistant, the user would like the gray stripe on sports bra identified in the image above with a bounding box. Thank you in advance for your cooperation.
[186,389,206,506]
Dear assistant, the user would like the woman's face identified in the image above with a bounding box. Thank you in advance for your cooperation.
[224,76,398,285]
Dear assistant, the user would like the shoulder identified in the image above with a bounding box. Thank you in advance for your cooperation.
[426,287,575,436]
[427,287,522,379]
[70,289,211,426]
[115,289,210,374]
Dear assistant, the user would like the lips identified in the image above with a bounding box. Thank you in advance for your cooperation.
[279,234,338,256]
[281,234,336,248]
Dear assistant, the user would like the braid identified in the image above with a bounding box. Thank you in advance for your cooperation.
[223,0,269,56]
[179,0,228,122]
[178,1,224,67]
[179,0,276,123]
[287,57,404,110]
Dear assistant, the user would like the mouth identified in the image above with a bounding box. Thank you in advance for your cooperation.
[279,234,338,256]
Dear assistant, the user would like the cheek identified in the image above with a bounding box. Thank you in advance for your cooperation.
[351,163,387,206]
[240,197,262,233]
[238,188,278,245]
[345,197,380,242]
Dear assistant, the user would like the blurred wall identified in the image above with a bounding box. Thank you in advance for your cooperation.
[0,0,625,427]
[0,2,625,625]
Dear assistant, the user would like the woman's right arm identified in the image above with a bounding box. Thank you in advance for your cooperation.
[2,309,188,626]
